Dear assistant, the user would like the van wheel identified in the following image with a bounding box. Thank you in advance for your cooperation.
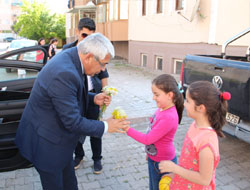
[6,68,11,73]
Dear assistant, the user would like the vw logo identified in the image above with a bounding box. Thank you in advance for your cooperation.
[212,76,223,89]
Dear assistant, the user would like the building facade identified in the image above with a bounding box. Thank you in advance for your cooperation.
[66,0,250,76]
[0,0,12,32]
[0,0,32,37]
[66,0,96,43]
[95,0,128,59]
[129,0,250,75]
[66,0,129,59]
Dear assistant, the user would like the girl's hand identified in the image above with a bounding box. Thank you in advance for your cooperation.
[122,126,130,132]
[159,160,176,173]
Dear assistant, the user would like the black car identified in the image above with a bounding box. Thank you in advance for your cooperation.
[0,46,48,172]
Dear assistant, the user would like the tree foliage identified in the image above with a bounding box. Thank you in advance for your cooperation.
[13,0,65,42]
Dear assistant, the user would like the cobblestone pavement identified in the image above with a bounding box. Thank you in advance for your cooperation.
[0,61,250,190]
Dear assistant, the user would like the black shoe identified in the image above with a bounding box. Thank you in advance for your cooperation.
[93,160,103,174]
[74,157,83,170]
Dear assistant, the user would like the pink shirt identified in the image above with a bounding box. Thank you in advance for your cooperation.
[127,106,179,162]
[170,122,220,190]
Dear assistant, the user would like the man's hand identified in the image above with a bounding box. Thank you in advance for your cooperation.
[94,93,111,107]
[106,118,130,134]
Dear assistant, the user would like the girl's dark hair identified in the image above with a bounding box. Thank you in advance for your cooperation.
[152,74,184,124]
[38,38,45,45]
[49,38,58,44]
[188,81,228,137]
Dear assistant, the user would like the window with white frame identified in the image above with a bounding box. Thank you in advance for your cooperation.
[155,56,163,70]
[176,0,184,10]
[173,59,183,74]
[157,0,163,13]
[142,0,146,16]
[109,0,128,21]
[141,53,147,67]
[120,0,128,19]
[97,3,107,23]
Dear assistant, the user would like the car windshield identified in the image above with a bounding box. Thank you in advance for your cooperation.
[9,41,37,49]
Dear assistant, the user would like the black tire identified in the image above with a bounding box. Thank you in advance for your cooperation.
[5,68,11,73]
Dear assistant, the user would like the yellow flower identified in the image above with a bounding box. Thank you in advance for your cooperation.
[99,86,118,120]
[102,86,118,96]
[112,107,127,119]
[159,176,172,190]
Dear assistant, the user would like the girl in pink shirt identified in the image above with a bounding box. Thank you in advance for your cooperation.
[159,81,231,190]
[124,74,184,190]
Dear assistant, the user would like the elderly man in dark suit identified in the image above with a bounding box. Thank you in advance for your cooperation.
[15,33,129,190]
[63,18,108,173]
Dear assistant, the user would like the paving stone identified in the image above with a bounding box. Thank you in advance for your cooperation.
[15,184,34,190]
[80,181,101,190]
[24,175,40,184]
[235,180,250,189]
[0,171,15,180]
[0,180,5,188]
[110,183,131,190]
[99,177,118,188]
[219,184,240,190]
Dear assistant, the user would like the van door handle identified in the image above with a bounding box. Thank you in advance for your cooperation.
[1,86,7,91]
[214,67,225,72]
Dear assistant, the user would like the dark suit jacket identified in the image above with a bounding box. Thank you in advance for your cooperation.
[63,40,109,120]
[15,47,105,172]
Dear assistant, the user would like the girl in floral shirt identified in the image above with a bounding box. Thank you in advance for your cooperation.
[159,81,231,190]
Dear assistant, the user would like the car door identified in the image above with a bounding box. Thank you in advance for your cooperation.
[0,46,48,172]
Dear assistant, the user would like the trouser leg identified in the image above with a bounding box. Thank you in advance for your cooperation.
[35,159,78,190]
[74,141,85,159]
[90,136,102,161]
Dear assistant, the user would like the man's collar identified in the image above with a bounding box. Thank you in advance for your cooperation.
[77,47,84,74]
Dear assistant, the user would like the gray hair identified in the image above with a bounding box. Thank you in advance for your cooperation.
[77,33,115,60]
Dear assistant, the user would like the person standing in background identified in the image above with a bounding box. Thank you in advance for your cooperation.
[63,17,108,174]
[48,38,58,59]
[36,38,46,63]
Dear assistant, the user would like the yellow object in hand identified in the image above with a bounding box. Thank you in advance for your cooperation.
[159,175,172,190]
[112,107,127,119]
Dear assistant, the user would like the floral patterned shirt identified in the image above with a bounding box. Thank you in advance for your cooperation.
[170,122,220,190]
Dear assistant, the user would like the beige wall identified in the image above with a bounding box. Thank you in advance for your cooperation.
[113,41,128,59]
[129,0,250,46]
[96,20,128,41]
[129,41,247,74]
[215,0,250,46]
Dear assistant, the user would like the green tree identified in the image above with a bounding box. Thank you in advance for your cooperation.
[13,0,65,42]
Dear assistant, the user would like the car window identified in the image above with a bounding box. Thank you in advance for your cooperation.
[9,40,37,49]
[0,67,38,83]
[0,50,43,83]
[5,50,45,63]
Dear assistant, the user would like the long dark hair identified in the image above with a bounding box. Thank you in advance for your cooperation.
[188,81,228,137]
[38,38,45,45]
[152,74,184,124]
[49,38,58,45]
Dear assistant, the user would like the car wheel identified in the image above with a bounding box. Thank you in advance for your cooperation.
[5,68,12,73]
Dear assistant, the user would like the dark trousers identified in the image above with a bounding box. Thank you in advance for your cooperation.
[74,136,102,161]
[35,160,78,190]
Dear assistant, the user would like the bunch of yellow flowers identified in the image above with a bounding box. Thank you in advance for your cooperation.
[159,175,172,190]
[99,86,118,120]
[112,107,127,119]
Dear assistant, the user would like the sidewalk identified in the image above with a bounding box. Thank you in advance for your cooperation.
[0,61,249,190]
